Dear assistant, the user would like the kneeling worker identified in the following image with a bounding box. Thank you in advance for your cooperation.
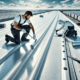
[5,10,37,44]
[56,20,77,37]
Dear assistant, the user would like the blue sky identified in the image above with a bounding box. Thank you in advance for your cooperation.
[0,0,80,9]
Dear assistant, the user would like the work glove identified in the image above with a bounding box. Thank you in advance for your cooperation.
[56,30,58,35]
[33,34,36,40]
[21,29,26,33]
[56,30,58,32]
[58,34,62,37]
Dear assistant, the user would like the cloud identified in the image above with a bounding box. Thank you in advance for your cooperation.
[40,2,54,8]
[41,3,49,6]
[9,3,16,6]
[9,3,19,7]
[47,5,54,8]
[19,0,33,7]
[41,3,46,6]
[20,1,51,8]
[24,2,37,8]
[61,0,70,4]
[0,1,6,4]
[19,0,40,8]
[0,5,8,9]
[63,4,76,8]
[54,5,62,8]
[25,2,34,6]
[35,5,41,8]
[41,3,48,7]
[30,0,42,2]
[19,1,25,4]
[25,2,52,8]
[52,1,55,3]
[73,0,80,5]
[54,4,76,9]
[35,5,40,8]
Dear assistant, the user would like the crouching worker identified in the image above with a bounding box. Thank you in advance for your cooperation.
[56,20,77,37]
[5,10,37,44]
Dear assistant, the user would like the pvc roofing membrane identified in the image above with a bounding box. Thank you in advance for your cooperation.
[0,11,80,80]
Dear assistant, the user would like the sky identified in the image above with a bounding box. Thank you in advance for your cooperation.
[0,0,80,9]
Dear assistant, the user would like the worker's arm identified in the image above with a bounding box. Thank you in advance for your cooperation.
[29,23,35,34]
[58,24,64,31]
[14,21,22,30]
[56,24,64,34]
[56,24,65,37]
[62,25,69,36]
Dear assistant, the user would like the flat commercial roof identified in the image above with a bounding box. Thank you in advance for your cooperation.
[0,11,80,80]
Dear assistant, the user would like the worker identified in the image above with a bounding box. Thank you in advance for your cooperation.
[5,10,37,44]
[56,20,77,37]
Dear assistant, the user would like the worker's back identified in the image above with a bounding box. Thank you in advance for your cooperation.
[65,21,74,28]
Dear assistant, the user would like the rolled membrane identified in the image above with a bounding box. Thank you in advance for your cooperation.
[72,41,80,46]
[30,39,37,49]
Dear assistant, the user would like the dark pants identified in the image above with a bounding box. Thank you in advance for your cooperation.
[64,26,77,36]
[6,25,31,44]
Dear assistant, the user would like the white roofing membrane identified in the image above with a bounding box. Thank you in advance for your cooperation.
[0,11,80,80]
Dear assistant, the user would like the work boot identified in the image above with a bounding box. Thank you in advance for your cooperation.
[72,31,77,37]
[75,31,77,37]
[21,37,29,42]
[5,35,9,44]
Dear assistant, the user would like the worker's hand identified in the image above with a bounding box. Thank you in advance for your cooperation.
[56,30,58,32]
[33,34,36,40]
[21,29,26,33]
[56,30,58,35]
